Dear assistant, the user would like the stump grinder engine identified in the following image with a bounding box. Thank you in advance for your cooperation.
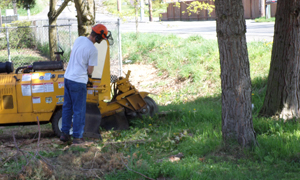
[0,39,158,138]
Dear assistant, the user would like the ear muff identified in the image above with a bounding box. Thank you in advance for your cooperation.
[95,30,106,43]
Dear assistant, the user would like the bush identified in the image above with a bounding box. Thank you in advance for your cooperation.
[0,21,35,49]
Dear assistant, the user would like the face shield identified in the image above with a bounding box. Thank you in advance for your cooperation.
[105,31,114,46]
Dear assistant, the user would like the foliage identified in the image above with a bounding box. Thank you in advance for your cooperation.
[175,1,215,16]
[0,0,46,16]
[16,0,36,9]
[0,0,11,9]
[255,16,275,22]
[0,21,35,50]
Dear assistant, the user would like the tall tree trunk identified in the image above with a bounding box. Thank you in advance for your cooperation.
[117,0,121,12]
[148,0,153,22]
[13,0,17,15]
[259,1,300,120]
[259,0,265,17]
[48,0,58,61]
[135,0,139,36]
[215,0,257,147]
[0,8,2,29]
[74,0,95,37]
[48,0,71,61]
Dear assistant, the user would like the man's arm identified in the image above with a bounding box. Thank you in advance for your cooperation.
[88,66,94,75]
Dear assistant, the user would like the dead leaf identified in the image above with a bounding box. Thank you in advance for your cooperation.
[198,157,205,162]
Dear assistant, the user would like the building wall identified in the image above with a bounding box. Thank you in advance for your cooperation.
[160,0,277,21]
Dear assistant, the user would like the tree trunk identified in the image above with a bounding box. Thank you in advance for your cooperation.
[74,0,95,37]
[0,8,2,29]
[259,1,300,120]
[135,0,139,36]
[13,0,17,15]
[48,0,71,61]
[117,0,121,12]
[215,0,257,147]
[148,0,153,22]
[259,0,265,17]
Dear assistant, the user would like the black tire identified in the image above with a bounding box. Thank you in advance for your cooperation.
[51,109,63,137]
[138,96,159,118]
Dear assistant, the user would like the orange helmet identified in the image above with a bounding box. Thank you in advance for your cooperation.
[92,24,108,39]
[92,24,114,45]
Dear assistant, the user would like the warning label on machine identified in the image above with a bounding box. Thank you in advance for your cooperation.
[22,74,32,81]
[58,82,64,89]
[21,84,31,96]
[44,73,51,81]
[32,83,44,93]
[44,83,54,92]
[32,97,41,104]
[56,95,64,104]
[32,73,39,80]
[31,83,54,93]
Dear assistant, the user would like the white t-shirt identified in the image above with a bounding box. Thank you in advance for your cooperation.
[64,36,98,84]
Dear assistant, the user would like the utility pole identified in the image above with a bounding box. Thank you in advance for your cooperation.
[117,0,121,12]
[140,0,144,21]
[148,0,153,21]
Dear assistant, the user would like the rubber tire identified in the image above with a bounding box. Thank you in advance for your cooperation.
[138,96,159,118]
[51,109,63,137]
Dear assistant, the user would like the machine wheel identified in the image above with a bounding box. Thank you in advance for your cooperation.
[138,96,159,118]
[51,109,73,137]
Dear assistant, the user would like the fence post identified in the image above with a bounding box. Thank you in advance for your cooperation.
[42,20,45,45]
[5,24,11,62]
[69,19,72,49]
[118,18,122,77]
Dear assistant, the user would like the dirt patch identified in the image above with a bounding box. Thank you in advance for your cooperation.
[123,63,189,95]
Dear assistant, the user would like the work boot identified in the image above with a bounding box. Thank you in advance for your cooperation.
[60,132,70,142]
[72,138,93,146]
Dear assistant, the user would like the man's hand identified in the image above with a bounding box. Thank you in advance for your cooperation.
[88,66,94,75]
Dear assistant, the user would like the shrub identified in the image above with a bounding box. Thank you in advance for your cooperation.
[0,21,35,49]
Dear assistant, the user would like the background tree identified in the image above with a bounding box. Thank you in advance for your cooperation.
[215,0,257,147]
[74,0,95,36]
[148,0,152,21]
[259,1,300,119]
[48,0,71,61]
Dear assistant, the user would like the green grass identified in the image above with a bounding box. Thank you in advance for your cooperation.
[255,16,276,22]
[2,33,300,179]
[1,0,48,16]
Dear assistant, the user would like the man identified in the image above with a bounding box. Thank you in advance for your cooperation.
[60,24,109,145]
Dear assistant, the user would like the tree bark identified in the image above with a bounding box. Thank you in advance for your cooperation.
[48,0,71,61]
[148,0,153,22]
[0,8,2,29]
[13,0,17,15]
[135,0,139,36]
[215,0,257,147]
[259,0,265,17]
[117,0,121,12]
[259,1,300,120]
[74,0,95,37]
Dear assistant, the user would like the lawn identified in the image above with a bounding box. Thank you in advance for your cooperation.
[1,33,300,180]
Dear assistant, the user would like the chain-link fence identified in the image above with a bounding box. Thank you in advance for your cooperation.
[0,19,122,78]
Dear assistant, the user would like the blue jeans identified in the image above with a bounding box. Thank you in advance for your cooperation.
[61,78,87,138]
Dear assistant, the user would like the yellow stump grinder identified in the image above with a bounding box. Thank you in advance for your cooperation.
[0,40,158,138]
